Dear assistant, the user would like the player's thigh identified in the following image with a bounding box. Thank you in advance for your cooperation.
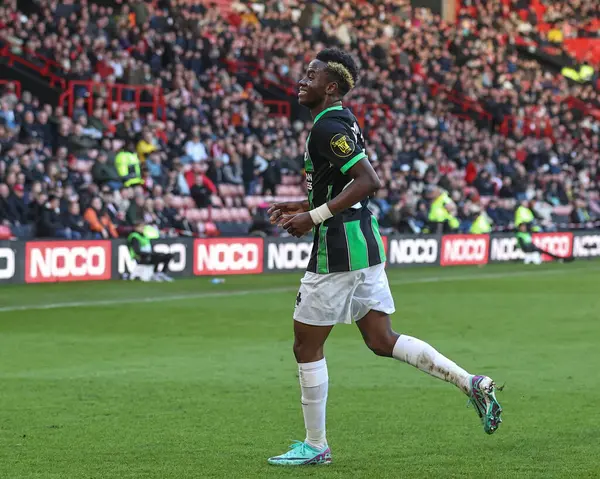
[293,270,357,326]
[351,263,395,323]
[293,320,334,359]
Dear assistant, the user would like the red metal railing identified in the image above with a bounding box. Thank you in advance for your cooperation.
[347,102,393,129]
[0,80,21,98]
[60,81,166,121]
[263,100,291,118]
[430,83,493,123]
[429,82,557,139]
[224,59,260,77]
[564,96,600,121]
[0,43,66,89]
[499,116,554,139]
[223,58,297,96]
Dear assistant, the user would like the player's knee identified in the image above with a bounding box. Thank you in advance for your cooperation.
[293,338,323,363]
[364,333,397,357]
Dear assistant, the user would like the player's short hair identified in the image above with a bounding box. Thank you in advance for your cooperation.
[316,48,358,96]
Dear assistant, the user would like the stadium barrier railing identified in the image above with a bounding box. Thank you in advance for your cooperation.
[0,42,66,89]
[0,80,21,98]
[0,230,598,285]
[59,81,167,122]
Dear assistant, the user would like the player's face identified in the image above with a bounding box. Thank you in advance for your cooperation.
[298,60,328,108]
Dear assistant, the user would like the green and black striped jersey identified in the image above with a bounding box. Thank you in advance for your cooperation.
[305,105,386,274]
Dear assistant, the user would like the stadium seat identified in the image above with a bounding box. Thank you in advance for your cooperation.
[199,208,210,221]
[553,205,573,216]
[0,225,12,240]
[205,222,219,236]
[237,208,252,223]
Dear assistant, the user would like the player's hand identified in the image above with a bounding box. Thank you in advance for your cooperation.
[281,212,313,238]
[268,201,307,225]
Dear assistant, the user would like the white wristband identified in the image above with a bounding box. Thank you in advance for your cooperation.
[309,203,333,225]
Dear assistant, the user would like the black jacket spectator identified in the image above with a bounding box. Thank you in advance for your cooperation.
[190,176,211,208]
[126,195,146,225]
[0,183,10,224]
[5,185,28,224]
[474,171,496,197]
[36,196,64,238]
[62,202,92,237]
[92,153,121,186]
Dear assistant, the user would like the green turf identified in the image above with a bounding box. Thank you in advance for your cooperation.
[1,262,599,478]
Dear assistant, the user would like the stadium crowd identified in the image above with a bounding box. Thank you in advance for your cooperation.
[0,0,599,239]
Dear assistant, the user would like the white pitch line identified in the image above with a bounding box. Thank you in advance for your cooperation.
[0,265,592,313]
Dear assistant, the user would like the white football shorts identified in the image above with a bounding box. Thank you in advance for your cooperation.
[293,263,395,326]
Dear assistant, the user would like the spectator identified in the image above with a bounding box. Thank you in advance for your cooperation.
[136,129,158,163]
[183,133,208,163]
[0,183,10,225]
[115,143,143,187]
[142,197,158,225]
[126,194,146,225]
[61,201,91,239]
[84,196,118,239]
[474,171,496,197]
[145,152,165,184]
[5,183,27,225]
[36,194,70,238]
[92,151,122,190]
[190,175,212,209]
[223,155,244,185]
[570,198,591,224]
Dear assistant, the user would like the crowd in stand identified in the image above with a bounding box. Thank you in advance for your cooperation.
[0,0,599,239]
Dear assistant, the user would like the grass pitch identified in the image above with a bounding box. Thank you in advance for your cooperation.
[1,262,599,478]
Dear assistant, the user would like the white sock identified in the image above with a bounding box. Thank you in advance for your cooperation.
[392,335,472,394]
[298,358,328,449]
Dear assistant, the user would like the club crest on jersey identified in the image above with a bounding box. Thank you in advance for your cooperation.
[330,133,355,158]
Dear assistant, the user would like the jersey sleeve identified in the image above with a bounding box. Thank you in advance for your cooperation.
[311,118,367,174]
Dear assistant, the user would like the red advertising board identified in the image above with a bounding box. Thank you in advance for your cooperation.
[533,232,573,262]
[25,241,112,283]
[441,234,489,266]
[193,238,264,275]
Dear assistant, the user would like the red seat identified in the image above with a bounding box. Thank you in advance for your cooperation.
[0,225,12,240]
[205,222,219,236]
[238,208,252,223]
[220,209,233,222]
[553,205,573,216]
[245,196,259,209]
